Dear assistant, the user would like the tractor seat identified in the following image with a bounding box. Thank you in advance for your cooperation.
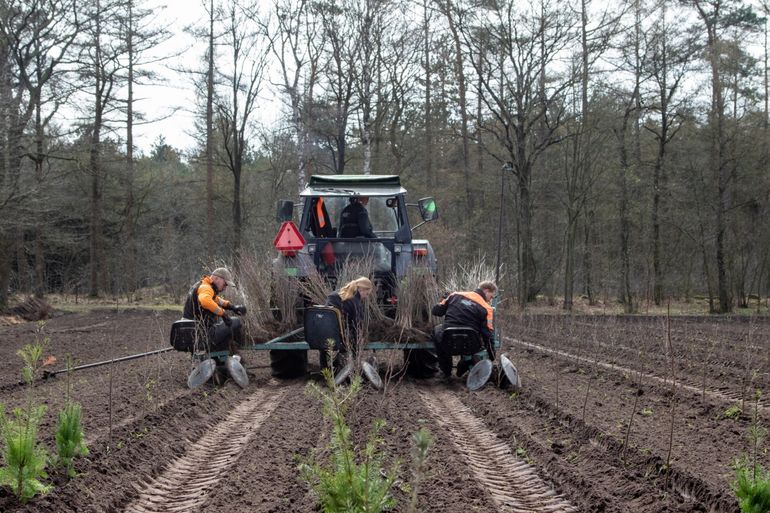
[441,326,482,356]
[304,306,343,351]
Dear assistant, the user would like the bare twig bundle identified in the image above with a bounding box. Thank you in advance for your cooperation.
[395,270,441,330]
[271,264,303,331]
[442,255,498,293]
[299,269,334,307]
[232,254,274,328]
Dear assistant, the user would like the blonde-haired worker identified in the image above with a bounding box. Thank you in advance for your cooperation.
[324,277,374,366]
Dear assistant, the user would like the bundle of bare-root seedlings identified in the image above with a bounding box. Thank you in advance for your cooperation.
[224,254,496,346]
[442,256,497,294]
[226,254,294,343]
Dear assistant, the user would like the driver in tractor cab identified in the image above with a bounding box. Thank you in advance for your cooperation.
[338,196,375,238]
[431,281,497,378]
[183,267,247,353]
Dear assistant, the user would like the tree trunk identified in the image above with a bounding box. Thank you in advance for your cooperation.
[206,0,215,259]
[423,0,433,189]
[125,0,136,293]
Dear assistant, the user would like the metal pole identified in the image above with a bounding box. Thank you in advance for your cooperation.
[43,347,174,378]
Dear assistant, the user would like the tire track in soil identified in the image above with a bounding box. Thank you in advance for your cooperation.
[124,383,288,513]
[507,336,769,412]
[419,388,577,513]
[200,379,325,513]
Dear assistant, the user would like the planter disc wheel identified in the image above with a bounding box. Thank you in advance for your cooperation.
[334,361,353,386]
[466,358,493,391]
[362,360,382,389]
[499,354,521,390]
[226,356,249,388]
[188,358,217,389]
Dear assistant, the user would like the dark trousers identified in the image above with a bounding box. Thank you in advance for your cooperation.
[203,317,243,352]
[433,323,484,377]
[433,324,453,376]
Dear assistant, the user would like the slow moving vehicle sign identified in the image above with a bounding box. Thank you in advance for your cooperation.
[273,221,305,251]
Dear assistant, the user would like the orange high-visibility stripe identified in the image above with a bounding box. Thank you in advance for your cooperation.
[453,291,494,331]
[316,198,326,228]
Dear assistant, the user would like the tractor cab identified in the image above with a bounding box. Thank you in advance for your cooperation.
[275,175,439,303]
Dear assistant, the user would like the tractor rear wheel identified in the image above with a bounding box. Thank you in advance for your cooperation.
[270,349,308,378]
[403,349,439,378]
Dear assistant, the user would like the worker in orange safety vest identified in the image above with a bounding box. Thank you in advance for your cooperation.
[431,280,497,378]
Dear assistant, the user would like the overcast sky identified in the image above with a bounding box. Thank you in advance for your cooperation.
[130,0,282,156]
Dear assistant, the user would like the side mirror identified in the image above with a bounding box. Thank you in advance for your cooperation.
[417,197,438,222]
[276,200,294,222]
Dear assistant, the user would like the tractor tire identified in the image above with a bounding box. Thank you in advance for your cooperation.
[270,349,308,378]
[403,348,439,378]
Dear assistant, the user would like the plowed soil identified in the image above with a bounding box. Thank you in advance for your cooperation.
[0,308,761,512]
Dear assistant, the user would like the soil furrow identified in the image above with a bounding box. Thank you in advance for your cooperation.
[125,385,286,512]
[419,388,577,513]
[507,336,769,413]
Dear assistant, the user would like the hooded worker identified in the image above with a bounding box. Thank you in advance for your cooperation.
[338,196,375,238]
[183,267,247,352]
[431,280,497,378]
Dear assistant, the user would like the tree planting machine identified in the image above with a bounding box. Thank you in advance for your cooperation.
[169,175,520,391]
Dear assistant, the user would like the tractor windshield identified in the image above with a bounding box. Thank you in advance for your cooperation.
[306,196,400,238]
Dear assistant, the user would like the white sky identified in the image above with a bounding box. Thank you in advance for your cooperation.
[130,0,282,156]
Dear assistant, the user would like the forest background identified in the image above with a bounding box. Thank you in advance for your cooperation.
[1,0,769,314]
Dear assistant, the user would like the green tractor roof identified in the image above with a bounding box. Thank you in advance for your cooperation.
[302,174,406,197]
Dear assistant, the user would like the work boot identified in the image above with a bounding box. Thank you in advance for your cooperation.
[456,358,472,378]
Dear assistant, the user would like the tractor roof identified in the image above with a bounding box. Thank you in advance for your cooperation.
[301,174,406,197]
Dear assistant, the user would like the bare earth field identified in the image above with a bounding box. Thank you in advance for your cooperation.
[0,308,766,512]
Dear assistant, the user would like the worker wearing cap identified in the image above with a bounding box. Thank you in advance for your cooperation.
[183,267,247,351]
[431,280,497,378]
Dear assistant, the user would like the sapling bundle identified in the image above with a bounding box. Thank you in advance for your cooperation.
[231,254,278,341]
[299,268,334,307]
[395,269,440,331]
[442,256,497,294]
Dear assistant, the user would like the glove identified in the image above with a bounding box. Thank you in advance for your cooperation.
[222,315,232,327]
[231,305,247,315]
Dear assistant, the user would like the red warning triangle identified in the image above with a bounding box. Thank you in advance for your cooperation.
[273,221,306,251]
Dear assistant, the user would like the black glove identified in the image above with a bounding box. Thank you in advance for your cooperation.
[231,305,247,315]
[222,315,232,327]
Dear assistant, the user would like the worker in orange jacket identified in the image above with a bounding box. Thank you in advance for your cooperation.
[183,267,247,351]
[431,280,497,378]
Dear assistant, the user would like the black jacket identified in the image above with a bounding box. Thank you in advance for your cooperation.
[431,288,493,343]
[326,291,365,344]
[338,201,375,238]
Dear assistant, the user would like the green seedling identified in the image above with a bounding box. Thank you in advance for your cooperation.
[0,340,51,502]
[55,402,89,478]
[723,404,743,420]
[641,407,653,417]
[732,458,770,513]
[299,370,398,513]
